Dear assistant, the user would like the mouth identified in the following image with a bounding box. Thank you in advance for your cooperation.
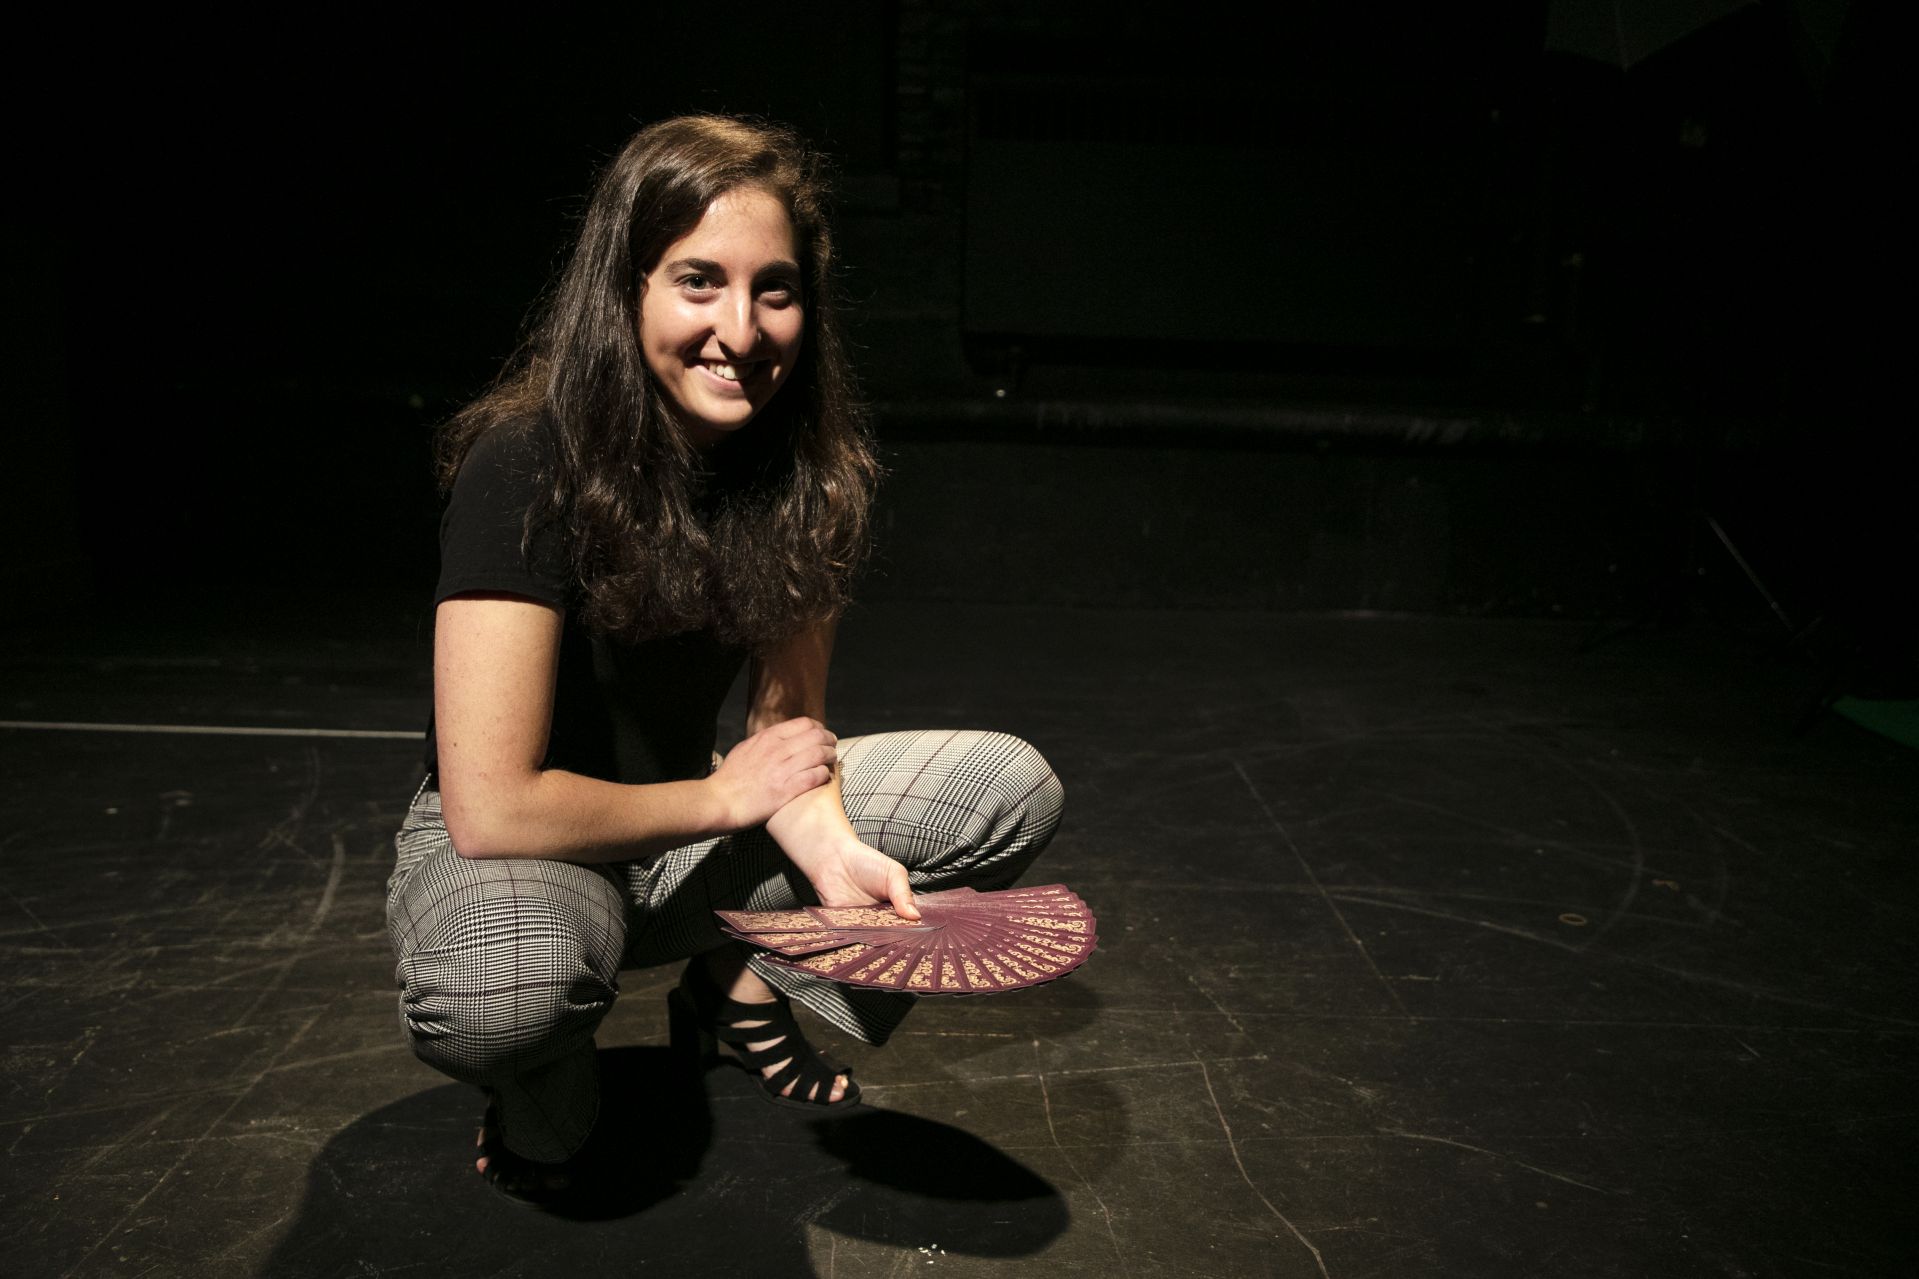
[696,358,764,387]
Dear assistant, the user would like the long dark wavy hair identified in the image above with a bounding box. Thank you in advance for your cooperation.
[438,114,878,650]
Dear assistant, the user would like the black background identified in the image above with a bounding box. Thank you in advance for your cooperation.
[8,2,1905,649]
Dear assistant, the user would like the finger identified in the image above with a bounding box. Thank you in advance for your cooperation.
[779,741,838,772]
[788,764,832,797]
[767,716,826,739]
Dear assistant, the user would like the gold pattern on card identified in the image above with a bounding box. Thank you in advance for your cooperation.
[996,952,1040,980]
[1007,915,1088,933]
[879,956,913,984]
[908,957,936,990]
[793,944,869,973]
[960,957,989,987]
[733,910,821,931]
[939,956,960,989]
[1009,944,1062,971]
[843,952,897,981]
[977,954,1011,984]
[814,907,920,928]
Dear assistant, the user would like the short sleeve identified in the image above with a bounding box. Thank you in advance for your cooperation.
[434,423,569,607]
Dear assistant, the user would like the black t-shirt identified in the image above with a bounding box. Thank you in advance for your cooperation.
[422,422,748,787]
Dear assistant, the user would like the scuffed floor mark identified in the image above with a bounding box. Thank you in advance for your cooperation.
[1535,749,1645,952]
[0,881,77,952]
[858,1052,1270,1095]
[1234,761,1408,1022]
[57,1001,332,1279]
[42,1025,102,1109]
[308,832,347,935]
[1379,1128,1619,1196]
[1195,1055,1330,1279]
[1326,890,1919,1027]
[71,1102,184,1175]
[1035,1039,1130,1278]
[1180,967,1250,1039]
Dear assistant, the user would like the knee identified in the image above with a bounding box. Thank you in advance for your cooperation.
[979,732,1065,845]
[392,861,621,1079]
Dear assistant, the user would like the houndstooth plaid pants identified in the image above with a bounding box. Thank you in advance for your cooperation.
[386,729,1063,1161]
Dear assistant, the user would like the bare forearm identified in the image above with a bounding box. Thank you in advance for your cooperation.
[764,764,860,863]
[764,759,921,919]
[434,596,828,862]
[744,616,913,914]
[443,767,734,863]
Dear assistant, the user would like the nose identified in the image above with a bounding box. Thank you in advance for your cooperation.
[713,289,757,356]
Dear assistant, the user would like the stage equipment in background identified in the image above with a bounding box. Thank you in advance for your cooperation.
[717,885,1097,994]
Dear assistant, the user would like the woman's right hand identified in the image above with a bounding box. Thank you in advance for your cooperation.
[707,717,838,831]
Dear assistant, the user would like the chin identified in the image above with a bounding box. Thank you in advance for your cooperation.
[683,413,756,451]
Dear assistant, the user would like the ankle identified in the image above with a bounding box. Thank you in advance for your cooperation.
[697,946,777,1005]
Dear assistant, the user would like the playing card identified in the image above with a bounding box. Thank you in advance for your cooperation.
[716,908,824,933]
[718,885,1097,994]
[810,905,924,929]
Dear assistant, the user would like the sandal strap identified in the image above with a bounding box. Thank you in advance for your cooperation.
[706,991,801,1047]
[680,957,858,1106]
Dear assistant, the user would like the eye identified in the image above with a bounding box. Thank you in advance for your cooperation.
[679,273,715,292]
[758,279,800,306]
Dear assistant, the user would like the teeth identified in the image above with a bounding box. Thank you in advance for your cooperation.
[706,362,741,381]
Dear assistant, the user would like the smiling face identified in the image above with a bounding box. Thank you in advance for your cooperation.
[638,186,805,449]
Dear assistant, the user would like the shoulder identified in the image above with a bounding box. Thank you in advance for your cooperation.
[454,415,555,496]
[438,415,569,606]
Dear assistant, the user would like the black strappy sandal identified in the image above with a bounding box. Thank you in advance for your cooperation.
[668,957,862,1111]
[474,1092,582,1208]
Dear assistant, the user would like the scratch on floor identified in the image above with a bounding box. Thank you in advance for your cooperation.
[307,832,347,935]
[1195,1055,1330,1278]
[1539,749,1646,951]
[1234,760,1408,1022]
[39,1024,103,1108]
[1035,1041,1130,1278]
[0,879,77,951]
[259,1043,406,1076]
[96,956,326,1018]
[1317,882,1719,931]
[70,1101,184,1175]
[57,1001,333,1279]
[203,1202,298,1265]
[1379,1128,1619,1196]
[252,747,324,860]
[1351,787,1662,879]
[1180,968,1249,1038]
[857,1052,1271,1093]
[1328,892,1577,950]
[1325,891,1919,1028]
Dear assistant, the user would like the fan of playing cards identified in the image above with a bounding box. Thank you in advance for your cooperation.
[716,884,1097,994]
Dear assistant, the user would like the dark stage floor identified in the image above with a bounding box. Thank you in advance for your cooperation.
[2,599,1913,1277]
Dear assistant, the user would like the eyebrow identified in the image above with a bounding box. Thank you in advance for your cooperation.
[662,256,802,278]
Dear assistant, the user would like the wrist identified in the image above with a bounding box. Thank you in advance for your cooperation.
[697,774,746,835]
[766,802,859,860]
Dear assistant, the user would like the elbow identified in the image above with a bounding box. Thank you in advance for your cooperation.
[445,810,508,860]
[448,823,506,860]
[440,780,529,860]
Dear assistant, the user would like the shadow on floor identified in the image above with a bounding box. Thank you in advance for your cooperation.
[263,1045,1069,1275]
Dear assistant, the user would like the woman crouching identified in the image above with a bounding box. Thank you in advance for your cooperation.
[385,115,1063,1204]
